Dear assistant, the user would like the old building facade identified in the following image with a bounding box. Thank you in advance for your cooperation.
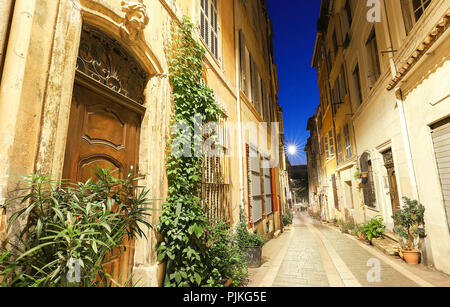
[0,0,289,286]
[306,0,450,274]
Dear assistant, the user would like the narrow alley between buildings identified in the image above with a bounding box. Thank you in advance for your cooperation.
[248,209,450,287]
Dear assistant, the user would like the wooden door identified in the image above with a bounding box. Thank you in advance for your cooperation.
[383,149,400,212]
[63,81,142,285]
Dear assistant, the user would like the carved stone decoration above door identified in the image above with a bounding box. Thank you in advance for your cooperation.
[382,148,395,169]
[120,0,149,42]
[76,25,148,104]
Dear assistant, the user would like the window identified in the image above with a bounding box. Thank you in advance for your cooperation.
[366,28,381,88]
[250,56,262,114]
[332,174,339,210]
[200,0,219,60]
[327,51,333,73]
[344,0,353,27]
[247,146,263,223]
[337,133,343,163]
[262,156,273,216]
[239,30,248,96]
[324,136,330,159]
[401,0,432,34]
[360,152,377,207]
[352,64,363,106]
[247,147,274,223]
[329,130,335,157]
[325,83,331,108]
[202,111,230,223]
[344,124,352,159]
[339,66,347,100]
[332,30,338,58]
[260,77,267,120]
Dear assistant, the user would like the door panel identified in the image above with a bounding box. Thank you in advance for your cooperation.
[383,149,400,212]
[63,81,141,285]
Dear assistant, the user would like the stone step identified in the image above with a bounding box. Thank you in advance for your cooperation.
[372,236,401,256]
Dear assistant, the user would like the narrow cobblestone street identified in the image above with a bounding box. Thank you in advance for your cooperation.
[248,212,450,287]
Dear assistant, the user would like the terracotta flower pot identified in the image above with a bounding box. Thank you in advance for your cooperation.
[402,249,420,265]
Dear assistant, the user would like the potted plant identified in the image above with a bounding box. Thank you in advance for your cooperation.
[282,211,293,228]
[361,215,385,245]
[235,210,265,268]
[392,197,425,265]
[354,224,367,242]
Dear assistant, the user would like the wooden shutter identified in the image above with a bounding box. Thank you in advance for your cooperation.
[332,174,339,210]
[248,145,262,223]
[239,30,247,94]
[263,157,273,215]
[432,120,450,229]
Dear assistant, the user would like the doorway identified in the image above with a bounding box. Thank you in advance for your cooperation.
[62,25,147,285]
[382,149,400,212]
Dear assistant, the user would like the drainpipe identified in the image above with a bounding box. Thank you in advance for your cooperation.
[0,0,37,203]
[234,0,245,215]
[382,0,420,200]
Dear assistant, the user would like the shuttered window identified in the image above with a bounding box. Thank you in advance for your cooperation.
[250,57,262,114]
[200,0,219,60]
[344,124,352,159]
[332,174,339,209]
[239,30,248,96]
[431,119,450,230]
[352,64,362,106]
[329,130,335,157]
[366,28,381,88]
[262,156,273,216]
[324,136,330,159]
[248,146,263,223]
[337,133,343,163]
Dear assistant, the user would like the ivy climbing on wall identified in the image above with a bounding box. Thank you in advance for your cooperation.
[156,17,222,287]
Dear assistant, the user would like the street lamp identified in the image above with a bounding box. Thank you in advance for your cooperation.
[287,144,298,156]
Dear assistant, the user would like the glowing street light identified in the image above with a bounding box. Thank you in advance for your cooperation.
[287,144,298,156]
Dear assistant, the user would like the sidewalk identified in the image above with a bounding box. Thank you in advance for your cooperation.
[247,212,450,287]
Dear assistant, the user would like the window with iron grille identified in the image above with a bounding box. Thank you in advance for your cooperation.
[201,114,230,223]
[200,0,219,60]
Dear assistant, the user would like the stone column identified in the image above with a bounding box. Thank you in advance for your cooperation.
[0,0,36,203]
[0,0,14,76]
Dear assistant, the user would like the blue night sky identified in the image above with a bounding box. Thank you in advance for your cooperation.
[267,1,322,165]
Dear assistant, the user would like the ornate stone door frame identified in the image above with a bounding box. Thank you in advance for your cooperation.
[35,0,168,286]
